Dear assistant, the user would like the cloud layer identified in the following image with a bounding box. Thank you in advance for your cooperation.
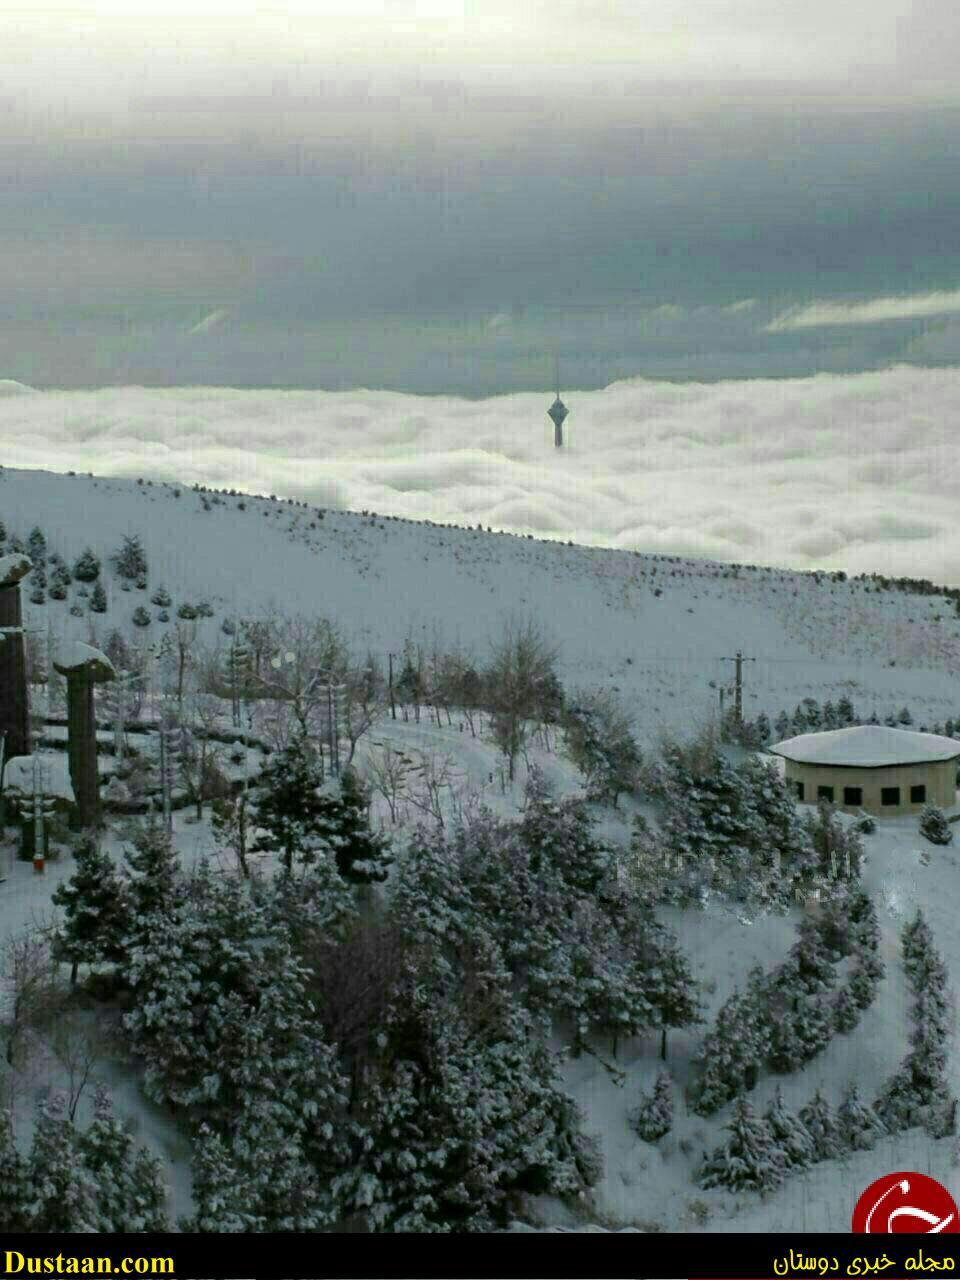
[4,363,960,584]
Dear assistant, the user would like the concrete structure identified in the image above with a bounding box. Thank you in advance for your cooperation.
[769,725,960,818]
[0,552,34,762]
[53,641,116,830]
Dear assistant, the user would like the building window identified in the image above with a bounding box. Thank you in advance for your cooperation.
[795,780,804,801]
[817,785,834,802]
[843,786,863,806]
[911,784,926,803]
[881,786,901,806]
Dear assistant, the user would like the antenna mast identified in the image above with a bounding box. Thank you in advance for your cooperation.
[547,353,569,449]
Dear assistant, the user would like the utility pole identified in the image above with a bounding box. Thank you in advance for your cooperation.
[388,652,396,721]
[721,650,756,729]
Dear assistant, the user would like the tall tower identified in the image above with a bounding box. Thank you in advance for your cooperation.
[547,355,568,448]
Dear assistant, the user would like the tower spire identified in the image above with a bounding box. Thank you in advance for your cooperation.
[547,353,568,448]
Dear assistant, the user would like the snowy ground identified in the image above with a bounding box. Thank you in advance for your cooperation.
[2,465,960,1231]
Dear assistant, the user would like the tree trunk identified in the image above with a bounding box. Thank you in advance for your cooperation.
[70,960,78,987]
[660,1024,668,1061]
[66,672,100,830]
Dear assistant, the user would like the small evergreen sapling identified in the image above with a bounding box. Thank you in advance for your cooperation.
[72,547,101,583]
[631,1070,673,1142]
[920,803,953,846]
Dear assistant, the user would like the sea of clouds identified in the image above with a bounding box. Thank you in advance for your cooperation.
[3,363,960,586]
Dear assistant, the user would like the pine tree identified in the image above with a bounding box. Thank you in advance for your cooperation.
[0,1108,31,1231]
[178,1126,258,1232]
[801,698,821,730]
[111,534,148,582]
[150,585,171,608]
[132,605,151,628]
[763,1085,814,1171]
[78,1087,169,1231]
[822,700,838,729]
[692,988,770,1115]
[330,766,394,885]
[774,710,790,740]
[249,733,331,873]
[837,1082,887,1152]
[52,834,127,985]
[72,547,101,583]
[832,985,861,1033]
[797,1089,843,1161]
[631,1071,674,1141]
[837,695,855,725]
[27,526,47,565]
[898,705,913,725]
[699,1096,786,1195]
[337,933,598,1232]
[27,1094,99,1232]
[89,580,107,613]
[847,950,885,1011]
[920,803,953,846]
[754,710,771,745]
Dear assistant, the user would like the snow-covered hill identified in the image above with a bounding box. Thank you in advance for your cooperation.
[3,464,960,748]
[2,463,960,1234]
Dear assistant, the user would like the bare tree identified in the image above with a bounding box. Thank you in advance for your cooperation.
[172,620,199,712]
[485,613,561,783]
[250,612,350,741]
[340,657,388,766]
[176,691,227,819]
[1,928,63,1069]
[363,740,416,825]
[402,748,466,830]
[48,1010,116,1122]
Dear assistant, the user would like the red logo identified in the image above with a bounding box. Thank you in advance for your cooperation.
[852,1172,959,1233]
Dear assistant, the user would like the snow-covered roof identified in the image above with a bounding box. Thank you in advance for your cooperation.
[53,641,116,681]
[2,753,75,802]
[769,724,960,767]
[0,552,33,587]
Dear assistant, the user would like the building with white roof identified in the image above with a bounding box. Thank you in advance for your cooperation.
[768,725,960,817]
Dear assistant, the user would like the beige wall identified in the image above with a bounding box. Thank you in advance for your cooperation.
[783,757,958,817]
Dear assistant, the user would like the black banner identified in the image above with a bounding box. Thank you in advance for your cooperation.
[0,1234,957,1280]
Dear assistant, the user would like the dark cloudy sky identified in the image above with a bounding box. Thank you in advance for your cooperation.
[3,0,960,394]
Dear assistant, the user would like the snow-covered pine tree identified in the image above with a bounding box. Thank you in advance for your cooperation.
[790,705,807,736]
[837,695,855,725]
[801,698,821,730]
[0,1107,31,1230]
[51,833,127,984]
[763,1085,814,1171]
[178,1126,258,1232]
[89,580,107,613]
[111,534,148,583]
[27,526,47,565]
[149,585,171,608]
[631,1070,674,1142]
[920,803,953,846]
[72,547,101,583]
[330,766,394,885]
[691,988,770,1115]
[774,710,790,740]
[78,1086,169,1231]
[560,689,642,808]
[832,986,861,1033]
[337,930,599,1232]
[26,1093,99,1232]
[518,764,613,896]
[797,1088,843,1162]
[249,732,332,873]
[847,949,885,1011]
[822,701,838,730]
[837,1082,887,1152]
[698,1096,786,1195]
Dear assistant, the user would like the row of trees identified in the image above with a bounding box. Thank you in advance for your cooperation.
[690,884,883,1115]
